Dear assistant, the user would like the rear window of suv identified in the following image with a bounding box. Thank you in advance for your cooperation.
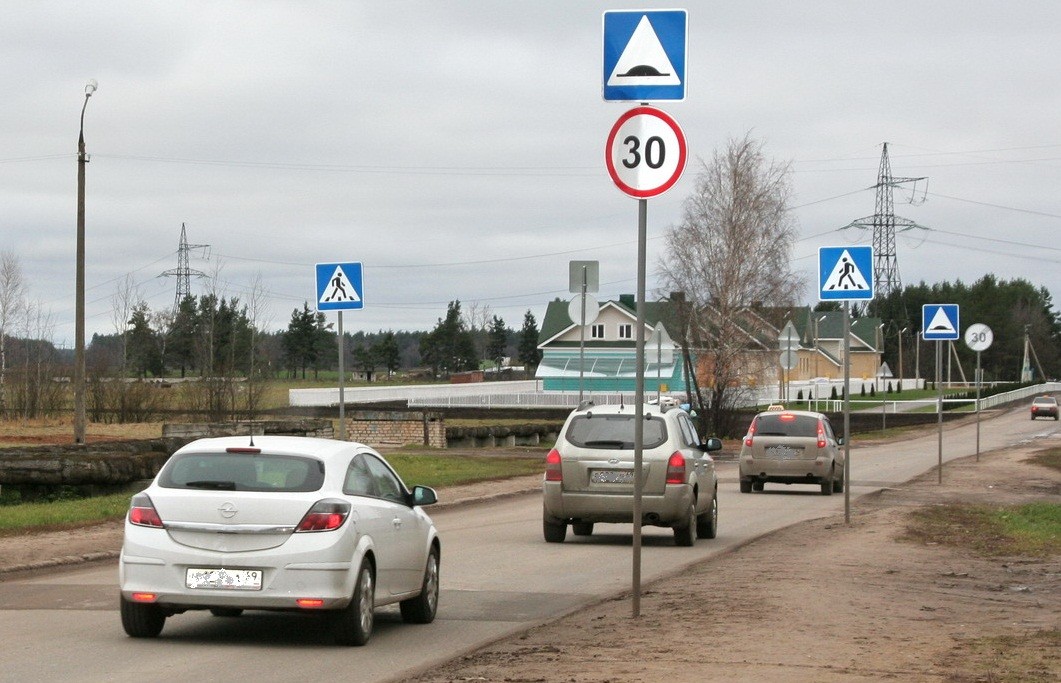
[564,414,667,449]
[1033,397,1057,405]
[753,413,820,438]
[159,453,325,492]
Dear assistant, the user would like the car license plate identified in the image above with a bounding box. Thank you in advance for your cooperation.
[591,469,634,484]
[186,567,263,590]
[765,445,803,459]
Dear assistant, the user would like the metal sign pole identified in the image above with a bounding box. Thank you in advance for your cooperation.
[843,301,851,524]
[579,267,587,404]
[936,340,943,484]
[632,198,647,618]
[337,311,345,441]
[975,350,982,461]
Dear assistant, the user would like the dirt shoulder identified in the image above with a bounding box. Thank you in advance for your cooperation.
[406,444,1061,683]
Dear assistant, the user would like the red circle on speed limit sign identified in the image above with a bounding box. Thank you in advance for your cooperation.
[605,106,688,199]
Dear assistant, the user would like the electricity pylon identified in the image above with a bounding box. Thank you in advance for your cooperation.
[842,142,928,302]
[160,223,209,310]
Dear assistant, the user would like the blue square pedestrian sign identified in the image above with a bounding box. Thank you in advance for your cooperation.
[922,304,959,341]
[315,262,363,312]
[818,246,874,301]
[603,10,687,102]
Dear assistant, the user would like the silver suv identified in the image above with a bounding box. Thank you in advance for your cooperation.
[738,408,844,495]
[542,402,722,546]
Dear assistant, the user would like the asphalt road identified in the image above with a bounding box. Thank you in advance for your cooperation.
[0,407,1056,683]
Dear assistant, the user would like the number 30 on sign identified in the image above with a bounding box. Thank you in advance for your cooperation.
[605,106,688,199]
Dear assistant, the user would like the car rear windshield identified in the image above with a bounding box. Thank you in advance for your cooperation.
[158,452,326,492]
[754,413,820,438]
[1033,397,1056,405]
[564,414,667,449]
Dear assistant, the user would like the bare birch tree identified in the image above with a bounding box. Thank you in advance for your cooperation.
[658,134,802,435]
[0,251,26,418]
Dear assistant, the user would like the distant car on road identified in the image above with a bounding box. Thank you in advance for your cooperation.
[119,436,440,646]
[738,408,844,495]
[1030,395,1058,420]
[542,402,722,546]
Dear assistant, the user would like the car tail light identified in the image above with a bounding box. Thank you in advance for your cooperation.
[296,500,351,532]
[666,452,686,484]
[743,419,757,447]
[128,493,164,528]
[545,449,563,482]
[296,598,325,609]
[130,593,158,603]
[817,420,827,449]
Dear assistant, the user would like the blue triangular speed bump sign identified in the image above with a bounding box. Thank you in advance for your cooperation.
[922,304,959,341]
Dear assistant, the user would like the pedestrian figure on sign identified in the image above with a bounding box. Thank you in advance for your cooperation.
[833,257,857,290]
[325,274,348,302]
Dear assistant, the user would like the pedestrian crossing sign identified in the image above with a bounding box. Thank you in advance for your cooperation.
[315,262,363,312]
[818,246,874,301]
[922,303,960,341]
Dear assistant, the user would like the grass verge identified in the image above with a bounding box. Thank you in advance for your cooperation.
[937,630,1061,683]
[903,501,1061,557]
[0,454,543,536]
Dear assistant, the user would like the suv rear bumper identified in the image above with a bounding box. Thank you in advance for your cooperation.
[542,482,693,526]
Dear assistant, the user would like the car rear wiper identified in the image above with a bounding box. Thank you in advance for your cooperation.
[183,480,237,490]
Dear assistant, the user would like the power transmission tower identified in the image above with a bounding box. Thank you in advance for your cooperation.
[160,223,209,310]
[842,142,928,303]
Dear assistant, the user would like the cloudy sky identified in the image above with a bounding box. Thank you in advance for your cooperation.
[2,1,1058,347]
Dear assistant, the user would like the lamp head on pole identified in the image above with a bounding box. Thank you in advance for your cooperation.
[85,80,98,97]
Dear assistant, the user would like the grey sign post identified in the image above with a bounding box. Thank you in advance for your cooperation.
[569,261,600,404]
[819,246,874,525]
[778,321,799,403]
[964,323,993,461]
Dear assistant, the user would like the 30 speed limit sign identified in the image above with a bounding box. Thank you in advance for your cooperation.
[605,106,687,199]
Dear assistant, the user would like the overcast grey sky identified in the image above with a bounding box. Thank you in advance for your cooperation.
[2,1,1058,347]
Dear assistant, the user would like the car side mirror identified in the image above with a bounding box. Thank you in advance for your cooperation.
[410,485,438,507]
[701,437,723,452]
[836,436,845,446]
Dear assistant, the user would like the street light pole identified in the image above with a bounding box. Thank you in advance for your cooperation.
[74,79,97,445]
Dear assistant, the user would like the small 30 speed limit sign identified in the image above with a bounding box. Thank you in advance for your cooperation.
[606,106,688,199]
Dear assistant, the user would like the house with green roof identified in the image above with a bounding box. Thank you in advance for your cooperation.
[535,295,884,393]
[535,294,685,393]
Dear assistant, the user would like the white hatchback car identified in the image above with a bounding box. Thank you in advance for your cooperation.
[119,436,440,646]
[542,402,722,546]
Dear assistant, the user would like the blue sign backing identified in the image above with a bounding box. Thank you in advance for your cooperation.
[315,262,364,312]
[603,10,687,102]
[922,304,960,341]
[818,246,874,301]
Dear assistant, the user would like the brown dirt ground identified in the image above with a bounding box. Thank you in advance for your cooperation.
[2,442,1059,682]
[405,444,1061,683]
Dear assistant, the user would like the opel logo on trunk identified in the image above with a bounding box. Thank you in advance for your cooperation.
[218,502,238,519]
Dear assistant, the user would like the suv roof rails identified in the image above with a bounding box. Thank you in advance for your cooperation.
[577,399,595,411]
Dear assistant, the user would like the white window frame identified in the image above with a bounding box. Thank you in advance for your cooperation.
[590,324,605,339]
[617,324,633,340]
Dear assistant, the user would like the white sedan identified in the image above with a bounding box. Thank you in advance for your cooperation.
[119,436,440,646]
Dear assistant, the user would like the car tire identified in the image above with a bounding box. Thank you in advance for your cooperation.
[209,608,243,618]
[833,469,844,493]
[400,546,440,625]
[696,492,718,539]
[120,595,165,638]
[543,518,567,543]
[739,479,752,493]
[821,466,834,495]
[752,481,764,492]
[332,559,374,646]
[674,503,696,547]
[571,522,594,536]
